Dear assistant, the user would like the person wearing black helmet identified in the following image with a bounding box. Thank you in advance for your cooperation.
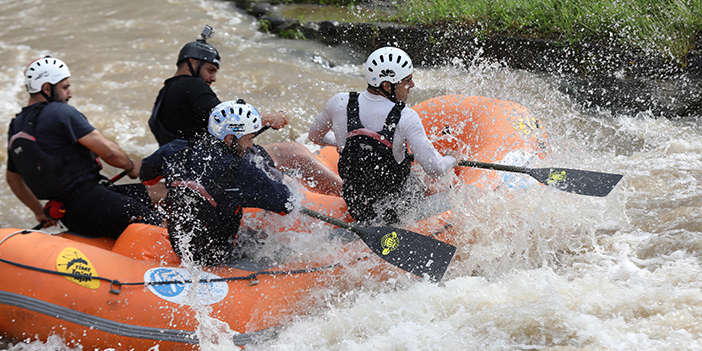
[148,26,342,197]
[177,28,221,80]
[148,26,222,144]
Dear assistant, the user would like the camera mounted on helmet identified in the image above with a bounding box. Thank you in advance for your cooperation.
[178,25,221,78]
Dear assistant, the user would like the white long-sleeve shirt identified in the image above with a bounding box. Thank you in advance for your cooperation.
[309,91,455,178]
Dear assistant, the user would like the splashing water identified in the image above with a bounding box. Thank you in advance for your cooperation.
[2,0,702,350]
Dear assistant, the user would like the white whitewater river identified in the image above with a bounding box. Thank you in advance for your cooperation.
[1,0,701,350]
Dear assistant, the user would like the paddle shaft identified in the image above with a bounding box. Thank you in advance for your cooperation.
[458,160,529,174]
[299,208,357,233]
[253,125,271,138]
[299,207,387,257]
[111,171,128,183]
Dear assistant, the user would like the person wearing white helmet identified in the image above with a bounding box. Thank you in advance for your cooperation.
[308,47,456,223]
[6,56,162,238]
[148,25,342,197]
[140,99,293,265]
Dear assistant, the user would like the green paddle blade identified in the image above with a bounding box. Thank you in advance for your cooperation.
[350,226,456,282]
[527,167,623,197]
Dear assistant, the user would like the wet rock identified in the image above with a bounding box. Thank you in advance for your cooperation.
[687,34,702,79]
[230,0,702,118]
[560,75,698,117]
[259,15,294,31]
[251,2,275,17]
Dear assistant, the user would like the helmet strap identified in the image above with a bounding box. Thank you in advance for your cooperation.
[39,84,55,103]
[186,59,200,78]
[196,61,206,78]
[380,82,398,103]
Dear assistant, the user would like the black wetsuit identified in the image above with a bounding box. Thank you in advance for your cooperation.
[148,75,220,146]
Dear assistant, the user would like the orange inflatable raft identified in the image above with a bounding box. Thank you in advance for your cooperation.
[0,95,544,350]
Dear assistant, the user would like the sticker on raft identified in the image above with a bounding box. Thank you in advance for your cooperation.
[511,115,540,137]
[381,231,399,255]
[56,247,100,289]
[144,267,228,306]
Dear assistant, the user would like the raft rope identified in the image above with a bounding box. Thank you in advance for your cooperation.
[0,229,345,295]
[429,223,453,238]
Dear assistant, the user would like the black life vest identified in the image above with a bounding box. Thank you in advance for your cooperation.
[148,84,181,146]
[7,102,101,200]
[165,139,244,265]
[338,92,414,223]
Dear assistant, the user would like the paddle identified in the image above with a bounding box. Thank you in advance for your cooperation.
[458,160,623,197]
[253,125,271,138]
[299,207,456,282]
[110,170,128,183]
[108,127,269,185]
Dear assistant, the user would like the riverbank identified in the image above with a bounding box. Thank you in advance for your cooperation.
[228,0,701,118]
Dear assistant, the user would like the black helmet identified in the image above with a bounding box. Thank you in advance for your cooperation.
[177,25,220,68]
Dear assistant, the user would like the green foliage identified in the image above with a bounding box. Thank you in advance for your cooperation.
[279,28,307,40]
[259,19,272,34]
[394,0,702,65]
[276,0,364,5]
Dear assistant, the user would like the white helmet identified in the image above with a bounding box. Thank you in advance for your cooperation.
[24,56,71,94]
[208,99,262,140]
[364,47,413,87]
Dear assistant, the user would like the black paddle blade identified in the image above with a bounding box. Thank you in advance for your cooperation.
[352,226,457,282]
[528,167,623,197]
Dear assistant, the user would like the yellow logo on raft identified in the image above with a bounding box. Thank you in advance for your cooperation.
[56,247,100,289]
[548,171,567,184]
[381,232,399,255]
[512,115,540,137]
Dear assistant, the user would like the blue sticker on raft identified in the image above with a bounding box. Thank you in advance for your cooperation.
[144,267,228,305]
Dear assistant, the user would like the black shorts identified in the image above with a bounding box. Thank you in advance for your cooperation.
[59,181,163,239]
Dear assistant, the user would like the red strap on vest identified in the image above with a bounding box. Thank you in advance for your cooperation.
[346,129,393,148]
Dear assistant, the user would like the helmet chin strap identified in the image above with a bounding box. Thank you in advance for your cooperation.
[40,84,56,103]
[186,59,205,79]
[380,83,398,103]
